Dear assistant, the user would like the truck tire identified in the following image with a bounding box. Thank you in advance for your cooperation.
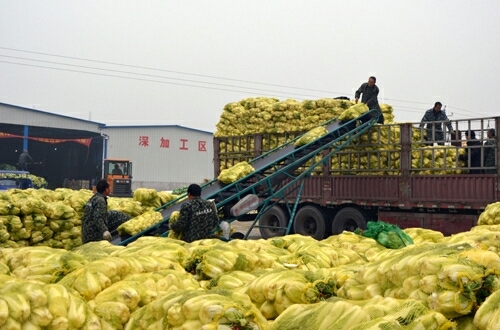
[332,207,367,235]
[258,206,289,239]
[293,205,327,240]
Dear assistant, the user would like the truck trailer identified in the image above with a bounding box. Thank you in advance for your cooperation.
[117,112,499,246]
[213,115,499,238]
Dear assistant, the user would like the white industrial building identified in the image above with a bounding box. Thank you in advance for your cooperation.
[0,102,214,191]
[102,125,214,191]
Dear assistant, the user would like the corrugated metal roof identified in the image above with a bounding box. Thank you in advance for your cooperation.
[1,102,213,134]
[0,102,106,126]
[104,124,213,134]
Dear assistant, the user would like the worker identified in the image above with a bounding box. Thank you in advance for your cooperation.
[419,102,454,145]
[354,76,384,124]
[483,128,497,174]
[112,164,123,175]
[169,183,219,243]
[17,149,33,171]
[460,130,482,174]
[81,179,130,244]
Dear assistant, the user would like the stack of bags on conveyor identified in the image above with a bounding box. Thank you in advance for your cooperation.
[294,127,328,147]
[115,188,182,236]
[217,161,255,184]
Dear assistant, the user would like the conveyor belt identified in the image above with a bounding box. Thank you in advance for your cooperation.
[117,109,378,245]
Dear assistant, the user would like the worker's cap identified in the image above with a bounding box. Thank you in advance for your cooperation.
[187,184,201,197]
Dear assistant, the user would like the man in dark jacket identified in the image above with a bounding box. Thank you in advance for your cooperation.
[81,179,130,243]
[355,76,384,124]
[18,149,33,171]
[460,130,482,174]
[483,128,497,174]
[169,184,219,243]
[419,102,454,145]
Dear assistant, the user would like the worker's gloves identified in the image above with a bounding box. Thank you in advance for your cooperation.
[103,231,112,240]
[449,130,455,135]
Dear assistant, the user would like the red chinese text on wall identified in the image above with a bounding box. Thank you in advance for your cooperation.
[179,139,188,150]
[198,141,207,151]
[138,136,207,152]
[160,137,170,148]
[139,136,149,147]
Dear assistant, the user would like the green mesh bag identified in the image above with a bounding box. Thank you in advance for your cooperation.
[356,221,413,249]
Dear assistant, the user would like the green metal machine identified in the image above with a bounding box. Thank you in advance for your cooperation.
[117,110,379,246]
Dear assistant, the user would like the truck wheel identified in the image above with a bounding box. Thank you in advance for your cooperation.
[258,206,289,239]
[293,205,327,240]
[332,207,367,235]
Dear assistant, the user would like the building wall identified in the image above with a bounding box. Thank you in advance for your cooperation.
[103,126,214,191]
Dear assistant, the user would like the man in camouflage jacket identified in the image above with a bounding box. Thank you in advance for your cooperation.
[169,184,219,243]
[81,179,130,243]
[419,102,454,145]
[484,128,497,174]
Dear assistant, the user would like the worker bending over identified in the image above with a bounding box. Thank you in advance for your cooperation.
[81,179,130,243]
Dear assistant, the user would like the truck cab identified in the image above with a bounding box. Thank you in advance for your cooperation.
[103,159,133,197]
[0,170,33,191]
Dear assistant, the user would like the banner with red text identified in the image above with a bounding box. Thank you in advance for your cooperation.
[0,132,92,147]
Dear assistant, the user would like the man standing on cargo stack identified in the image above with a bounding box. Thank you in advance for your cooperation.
[355,76,384,124]
[419,102,454,145]
[169,183,219,243]
[81,179,130,244]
